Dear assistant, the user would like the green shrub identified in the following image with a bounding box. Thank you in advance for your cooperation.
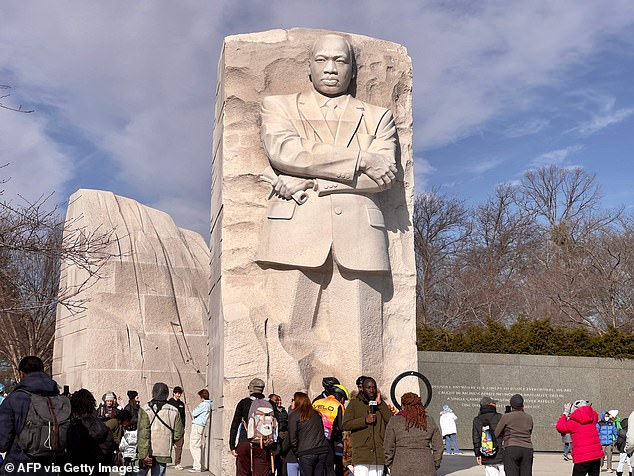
[417,319,634,358]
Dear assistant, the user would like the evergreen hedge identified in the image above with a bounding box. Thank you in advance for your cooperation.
[417,319,634,359]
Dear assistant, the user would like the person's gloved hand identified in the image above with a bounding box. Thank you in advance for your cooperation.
[563,402,572,416]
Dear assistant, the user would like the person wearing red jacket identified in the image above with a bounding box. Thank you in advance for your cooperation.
[556,400,604,476]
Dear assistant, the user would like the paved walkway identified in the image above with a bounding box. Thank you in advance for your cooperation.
[164,451,575,476]
[437,451,573,476]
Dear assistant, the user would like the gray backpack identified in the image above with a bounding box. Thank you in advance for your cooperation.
[17,390,71,458]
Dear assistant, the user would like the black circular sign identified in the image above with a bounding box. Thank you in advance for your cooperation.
[390,370,433,410]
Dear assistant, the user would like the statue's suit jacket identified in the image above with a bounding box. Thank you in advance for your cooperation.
[256,90,398,272]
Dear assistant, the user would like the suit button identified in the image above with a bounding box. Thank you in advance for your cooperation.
[334,207,343,215]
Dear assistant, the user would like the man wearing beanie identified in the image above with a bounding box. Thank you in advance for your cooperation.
[472,396,504,475]
[97,391,120,421]
[137,382,184,476]
[229,378,279,476]
[494,394,534,476]
[124,390,141,427]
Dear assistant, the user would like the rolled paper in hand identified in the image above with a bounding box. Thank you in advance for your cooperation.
[260,166,309,204]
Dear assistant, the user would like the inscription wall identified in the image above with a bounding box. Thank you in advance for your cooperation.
[419,351,634,451]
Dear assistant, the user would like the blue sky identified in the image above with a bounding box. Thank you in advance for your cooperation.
[1,1,633,236]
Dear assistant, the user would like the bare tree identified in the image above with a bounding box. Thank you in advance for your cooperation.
[0,195,119,376]
[413,189,471,326]
[0,85,34,114]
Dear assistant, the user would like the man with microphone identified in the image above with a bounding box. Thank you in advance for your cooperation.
[343,377,392,476]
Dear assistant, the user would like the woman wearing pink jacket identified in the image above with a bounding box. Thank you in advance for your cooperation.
[556,400,604,476]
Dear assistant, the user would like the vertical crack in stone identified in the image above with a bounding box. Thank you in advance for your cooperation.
[153,217,198,372]
[113,194,144,321]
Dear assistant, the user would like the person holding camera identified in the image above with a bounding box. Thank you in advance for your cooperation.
[342,377,392,476]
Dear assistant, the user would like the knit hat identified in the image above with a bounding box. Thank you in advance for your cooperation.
[442,404,451,412]
[152,382,169,401]
[127,390,138,400]
[248,378,265,394]
[608,410,619,419]
[510,394,524,409]
[480,396,498,406]
[571,400,590,413]
[355,376,369,387]
[104,392,116,401]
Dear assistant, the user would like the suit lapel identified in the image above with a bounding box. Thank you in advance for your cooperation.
[335,96,364,148]
[298,91,334,143]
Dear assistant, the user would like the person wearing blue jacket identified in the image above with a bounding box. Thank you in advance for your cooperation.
[597,410,618,472]
[0,356,66,475]
[190,389,212,472]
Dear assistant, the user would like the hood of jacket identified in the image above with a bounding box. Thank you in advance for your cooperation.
[14,371,59,396]
[571,405,597,425]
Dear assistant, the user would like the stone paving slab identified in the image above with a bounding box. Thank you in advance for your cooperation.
[163,451,575,476]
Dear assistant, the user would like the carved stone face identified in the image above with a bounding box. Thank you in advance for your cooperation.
[309,35,353,97]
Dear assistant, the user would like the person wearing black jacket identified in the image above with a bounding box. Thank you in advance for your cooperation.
[472,396,505,476]
[229,378,280,476]
[615,417,631,476]
[168,386,187,470]
[0,356,69,476]
[288,392,330,476]
[68,389,116,475]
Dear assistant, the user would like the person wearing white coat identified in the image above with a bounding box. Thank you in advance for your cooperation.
[440,404,460,455]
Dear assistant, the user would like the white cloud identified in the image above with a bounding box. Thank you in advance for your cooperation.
[504,118,550,138]
[467,158,505,175]
[414,156,435,192]
[0,0,633,234]
[0,111,72,205]
[530,145,583,167]
[573,107,634,135]
[565,91,634,135]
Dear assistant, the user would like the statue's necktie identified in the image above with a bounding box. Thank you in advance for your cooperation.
[324,100,339,137]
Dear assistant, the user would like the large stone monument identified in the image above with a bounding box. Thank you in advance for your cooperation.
[210,28,417,475]
[53,189,209,410]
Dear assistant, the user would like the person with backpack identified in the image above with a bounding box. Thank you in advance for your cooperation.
[313,384,348,476]
[313,378,341,403]
[556,400,603,476]
[472,396,505,476]
[119,420,139,476]
[67,389,116,475]
[615,417,631,476]
[288,392,330,476]
[137,382,184,476]
[384,392,443,476]
[270,394,288,476]
[0,355,70,475]
[229,378,279,476]
[190,389,212,473]
[494,394,533,476]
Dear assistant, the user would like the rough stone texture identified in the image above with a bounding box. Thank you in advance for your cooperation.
[210,28,417,475]
[53,189,209,437]
[419,351,634,451]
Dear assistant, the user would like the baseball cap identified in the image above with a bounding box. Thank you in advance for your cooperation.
[480,396,498,406]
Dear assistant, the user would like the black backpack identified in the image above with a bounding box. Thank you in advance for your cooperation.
[16,390,71,458]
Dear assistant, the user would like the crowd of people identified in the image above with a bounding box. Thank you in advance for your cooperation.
[4,356,634,476]
[229,376,444,476]
[0,356,211,475]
